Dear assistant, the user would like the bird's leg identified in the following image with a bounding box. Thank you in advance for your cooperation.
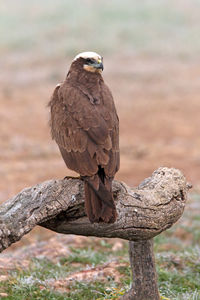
[64,175,81,180]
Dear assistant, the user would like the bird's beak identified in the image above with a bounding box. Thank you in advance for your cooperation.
[93,59,104,71]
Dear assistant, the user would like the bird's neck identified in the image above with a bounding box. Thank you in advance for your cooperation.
[67,69,103,90]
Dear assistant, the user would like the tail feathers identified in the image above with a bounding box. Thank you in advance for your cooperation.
[84,182,102,223]
[84,178,117,224]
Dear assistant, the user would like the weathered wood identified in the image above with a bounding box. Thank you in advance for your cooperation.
[121,239,159,300]
[0,167,188,253]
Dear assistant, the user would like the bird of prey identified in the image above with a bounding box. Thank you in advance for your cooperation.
[49,51,120,223]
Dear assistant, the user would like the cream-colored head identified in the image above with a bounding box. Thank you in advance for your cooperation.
[73,51,101,62]
[73,51,103,73]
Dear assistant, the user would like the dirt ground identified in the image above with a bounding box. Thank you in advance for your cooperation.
[1,55,200,248]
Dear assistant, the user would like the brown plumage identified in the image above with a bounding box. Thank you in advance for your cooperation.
[49,51,120,223]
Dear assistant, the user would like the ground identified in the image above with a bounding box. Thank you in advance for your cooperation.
[0,0,200,299]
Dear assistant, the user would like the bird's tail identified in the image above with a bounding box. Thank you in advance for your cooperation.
[84,175,117,224]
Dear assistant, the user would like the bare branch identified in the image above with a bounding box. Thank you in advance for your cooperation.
[0,167,188,253]
[121,240,160,300]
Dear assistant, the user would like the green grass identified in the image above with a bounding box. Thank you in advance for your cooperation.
[157,247,200,299]
[61,247,109,266]
[1,243,200,300]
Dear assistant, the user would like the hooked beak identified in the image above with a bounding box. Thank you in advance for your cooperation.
[93,61,104,71]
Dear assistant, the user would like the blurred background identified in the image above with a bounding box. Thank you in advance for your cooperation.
[1,0,200,298]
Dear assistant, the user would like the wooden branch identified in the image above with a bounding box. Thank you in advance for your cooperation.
[121,240,159,300]
[0,167,188,253]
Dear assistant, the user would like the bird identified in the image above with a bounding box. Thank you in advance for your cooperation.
[49,51,120,223]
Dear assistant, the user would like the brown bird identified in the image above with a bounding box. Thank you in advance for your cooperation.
[49,51,120,223]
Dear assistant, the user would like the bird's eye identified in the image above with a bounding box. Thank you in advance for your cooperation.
[86,58,93,64]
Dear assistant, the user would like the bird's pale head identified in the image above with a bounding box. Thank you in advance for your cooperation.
[72,51,104,74]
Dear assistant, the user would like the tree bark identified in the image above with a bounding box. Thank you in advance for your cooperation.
[121,240,159,300]
[0,167,188,253]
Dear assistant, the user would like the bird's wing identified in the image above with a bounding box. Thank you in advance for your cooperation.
[100,83,120,177]
[49,82,118,176]
[50,84,87,153]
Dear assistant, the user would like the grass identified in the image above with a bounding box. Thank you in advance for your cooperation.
[157,248,200,299]
[61,247,109,266]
